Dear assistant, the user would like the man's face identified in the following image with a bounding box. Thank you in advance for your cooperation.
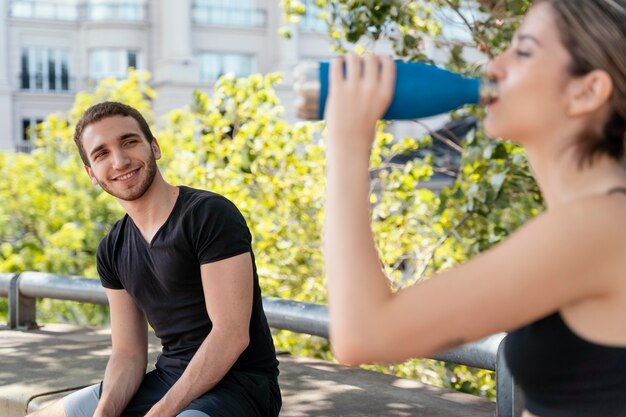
[82,115,160,202]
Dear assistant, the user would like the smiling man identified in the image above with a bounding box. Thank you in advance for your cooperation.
[27,101,281,417]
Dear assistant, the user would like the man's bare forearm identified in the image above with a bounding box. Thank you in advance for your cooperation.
[144,328,249,417]
[94,351,147,417]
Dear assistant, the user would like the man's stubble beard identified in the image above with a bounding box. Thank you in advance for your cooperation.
[96,153,159,202]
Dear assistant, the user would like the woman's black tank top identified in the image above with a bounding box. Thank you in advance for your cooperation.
[504,187,626,417]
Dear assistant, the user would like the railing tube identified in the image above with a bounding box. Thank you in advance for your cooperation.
[430,333,503,371]
[18,272,108,305]
[262,297,329,338]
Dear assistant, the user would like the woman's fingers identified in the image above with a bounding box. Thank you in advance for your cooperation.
[329,56,345,91]
[326,53,394,121]
[362,54,380,87]
[345,53,361,86]
[380,56,396,106]
[334,53,386,88]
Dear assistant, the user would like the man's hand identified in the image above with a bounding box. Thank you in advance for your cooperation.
[96,289,148,417]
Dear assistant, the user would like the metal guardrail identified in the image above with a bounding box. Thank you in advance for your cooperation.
[18,272,107,304]
[0,271,522,417]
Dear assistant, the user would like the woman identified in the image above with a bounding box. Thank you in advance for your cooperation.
[323,1,626,416]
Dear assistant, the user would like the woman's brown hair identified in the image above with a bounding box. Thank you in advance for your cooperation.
[537,0,626,165]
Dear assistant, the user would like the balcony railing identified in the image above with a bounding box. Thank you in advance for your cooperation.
[18,74,75,93]
[15,143,34,153]
[9,0,79,21]
[85,2,147,22]
[8,1,147,22]
[192,5,267,28]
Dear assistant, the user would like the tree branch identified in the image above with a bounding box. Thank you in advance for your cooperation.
[412,119,465,154]
[416,212,471,280]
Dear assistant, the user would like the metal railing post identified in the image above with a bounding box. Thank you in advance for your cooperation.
[496,335,524,417]
[8,274,19,328]
[8,274,38,330]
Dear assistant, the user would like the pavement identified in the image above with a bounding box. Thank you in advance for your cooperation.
[0,324,495,417]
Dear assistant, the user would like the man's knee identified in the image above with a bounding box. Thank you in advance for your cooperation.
[177,410,211,417]
[61,384,100,417]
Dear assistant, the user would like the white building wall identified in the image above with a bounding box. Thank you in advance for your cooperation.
[1,0,478,152]
[0,0,12,150]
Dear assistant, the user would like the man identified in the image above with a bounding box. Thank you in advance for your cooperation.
[28,101,281,417]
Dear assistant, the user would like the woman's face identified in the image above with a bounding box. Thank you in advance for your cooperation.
[485,3,574,143]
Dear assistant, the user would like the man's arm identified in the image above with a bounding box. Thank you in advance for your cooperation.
[94,288,148,417]
[144,252,253,417]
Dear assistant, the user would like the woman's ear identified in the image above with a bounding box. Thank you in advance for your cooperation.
[567,69,613,117]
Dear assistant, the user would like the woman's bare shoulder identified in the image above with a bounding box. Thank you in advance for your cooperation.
[530,192,626,238]
[526,192,626,279]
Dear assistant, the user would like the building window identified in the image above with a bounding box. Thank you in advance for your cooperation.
[300,0,328,32]
[20,48,71,92]
[89,49,140,80]
[19,118,43,152]
[199,52,255,82]
[193,0,266,27]
[87,0,145,21]
[9,0,79,21]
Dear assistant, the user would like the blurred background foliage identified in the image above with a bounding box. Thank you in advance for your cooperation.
[1,0,541,401]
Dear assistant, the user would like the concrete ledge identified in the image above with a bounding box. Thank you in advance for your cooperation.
[0,324,495,417]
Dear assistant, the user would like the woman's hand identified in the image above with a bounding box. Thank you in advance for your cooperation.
[324,53,396,158]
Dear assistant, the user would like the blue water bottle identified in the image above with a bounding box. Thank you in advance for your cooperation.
[293,60,497,120]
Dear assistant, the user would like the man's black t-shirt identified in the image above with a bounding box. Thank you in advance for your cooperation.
[96,186,278,378]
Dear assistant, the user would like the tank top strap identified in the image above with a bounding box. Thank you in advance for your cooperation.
[607,187,626,195]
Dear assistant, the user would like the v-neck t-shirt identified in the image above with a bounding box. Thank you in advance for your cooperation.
[96,186,278,378]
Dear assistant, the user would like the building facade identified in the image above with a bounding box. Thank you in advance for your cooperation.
[0,0,346,151]
[0,0,480,153]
